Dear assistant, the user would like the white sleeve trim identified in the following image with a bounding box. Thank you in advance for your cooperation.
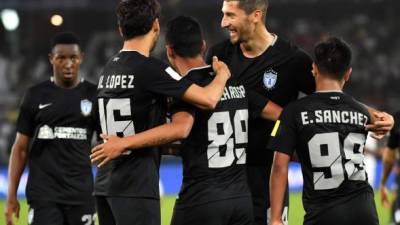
[165,67,182,81]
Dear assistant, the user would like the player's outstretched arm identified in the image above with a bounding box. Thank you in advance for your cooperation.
[91,111,194,167]
[366,109,394,139]
[270,151,290,225]
[181,56,230,110]
[379,147,397,208]
[5,133,30,225]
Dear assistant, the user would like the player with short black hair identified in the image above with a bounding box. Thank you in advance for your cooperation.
[380,112,400,224]
[165,16,204,58]
[5,32,98,225]
[92,1,232,225]
[207,1,393,224]
[91,15,281,225]
[269,37,379,225]
[165,15,280,225]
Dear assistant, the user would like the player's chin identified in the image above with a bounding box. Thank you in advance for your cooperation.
[229,36,239,44]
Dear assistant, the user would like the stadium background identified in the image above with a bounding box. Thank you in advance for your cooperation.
[0,0,399,224]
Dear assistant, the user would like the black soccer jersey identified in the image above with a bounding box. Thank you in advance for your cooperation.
[94,50,193,199]
[17,78,98,205]
[387,112,400,150]
[268,92,373,222]
[170,66,261,208]
[207,37,315,166]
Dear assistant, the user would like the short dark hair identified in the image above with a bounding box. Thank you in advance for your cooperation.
[51,32,81,50]
[165,16,203,58]
[117,0,160,40]
[314,37,352,80]
[225,0,268,21]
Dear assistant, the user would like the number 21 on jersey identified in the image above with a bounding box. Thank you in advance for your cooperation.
[207,109,248,168]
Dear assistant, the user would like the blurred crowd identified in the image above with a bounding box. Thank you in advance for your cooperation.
[0,0,399,164]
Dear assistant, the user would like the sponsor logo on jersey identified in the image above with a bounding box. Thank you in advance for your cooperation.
[81,99,92,116]
[37,125,87,140]
[38,103,52,109]
[263,69,278,90]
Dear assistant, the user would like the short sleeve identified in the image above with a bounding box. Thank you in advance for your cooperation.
[16,89,36,137]
[246,89,269,119]
[294,50,315,95]
[142,59,194,99]
[169,98,195,117]
[267,104,298,156]
[387,112,400,149]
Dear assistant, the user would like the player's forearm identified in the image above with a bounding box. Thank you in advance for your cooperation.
[7,145,27,198]
[270,155,289,223]
[381,148,396,186]
[122,121,192,151]
[183,73,228,110]
[202,73,229,108]
[261,101,282,121]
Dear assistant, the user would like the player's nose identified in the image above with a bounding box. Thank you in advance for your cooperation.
[221,16,229,28]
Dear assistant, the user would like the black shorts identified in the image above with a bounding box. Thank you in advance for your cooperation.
[246,165,289,225]
[28,200,96,225]
[95,196,160,225]
[304,190,378,225]
[171,197,253,225]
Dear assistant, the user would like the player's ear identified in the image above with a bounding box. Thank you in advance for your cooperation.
[311,63,318,77]
[118,26,123,37]
[153,18,160,34]
[200,40,207,56]
[48,53,54,64]
[251,9,263,23]
[344,67,352,82]
[166,45,175,59]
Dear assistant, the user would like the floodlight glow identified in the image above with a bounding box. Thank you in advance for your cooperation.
[1,9,20,31]
[51,14,63,26]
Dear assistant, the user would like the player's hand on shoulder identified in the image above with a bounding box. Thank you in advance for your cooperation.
[5,196,20,225]
[366,111,394,139]
[90,134,125,167]
[212,56,231,80]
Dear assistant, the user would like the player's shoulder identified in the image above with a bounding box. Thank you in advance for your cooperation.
[341,93,369,112]
[275,36,312,63]
[209,39,233,53]
[26,78,53,94]
[286,95,311,112]
[208,39,236,60]
[80,79,97,91]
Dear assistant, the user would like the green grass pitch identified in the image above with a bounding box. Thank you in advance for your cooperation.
[0,192,392,225]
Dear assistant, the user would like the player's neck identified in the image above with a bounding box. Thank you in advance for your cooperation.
[175,56,207,76]
[122,35,153,57]
[53,76,80,89]
[315,77,344,92]
[240,26,275,58]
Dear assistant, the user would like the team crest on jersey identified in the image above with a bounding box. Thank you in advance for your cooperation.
[263,69,278,90]
[80,99,92,116]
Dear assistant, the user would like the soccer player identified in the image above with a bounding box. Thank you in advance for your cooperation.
[269,37,379,225]
[93,1,232,225]
[91,15,281,225]
[207,1,394,224]
[207,1,315,223]
[5,32,98,225]
[380,111,400,224]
